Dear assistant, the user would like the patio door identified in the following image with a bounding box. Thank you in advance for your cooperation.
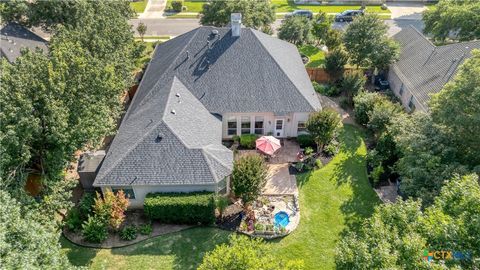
[274,119,284,137]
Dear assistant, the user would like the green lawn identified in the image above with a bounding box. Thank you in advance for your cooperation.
[298,45,326,68]
[130,0,148,14]
[61,124,380,269]
[165,0,390,15]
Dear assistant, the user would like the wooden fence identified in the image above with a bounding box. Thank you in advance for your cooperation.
[306,67,361,83]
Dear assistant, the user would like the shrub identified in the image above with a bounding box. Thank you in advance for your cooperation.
[324,84,341,96]
[82,215,108,243]
[315,159,323,169]
[325,29,343,50]
[231,154,268,203]
[339,96,350,110]
[93,190,129,230]
[353,91,384,126]
[65,208,82,232]
[312,81,330,95]
[370,165,385,185]
[138,223,153,235]
[144,192,215,224]
[325,48,348,81]
[120,226,137,241]
[215,196,229,217]
[232,135,240,143]
[171,0,183,12]
[297,134,316,148]
[341,71,366,104]
[239,134,258,149]
[78,192,95,219]
[324,138,339,156]
[306,109,342,151]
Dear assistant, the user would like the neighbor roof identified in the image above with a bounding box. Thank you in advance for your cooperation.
[94,77,233,186]
[391,26,480,111]
[1,22,48,63]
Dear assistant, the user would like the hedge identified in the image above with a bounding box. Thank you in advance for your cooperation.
[240,134,258,149]
[144,192,215,224]
[297,134,316,148]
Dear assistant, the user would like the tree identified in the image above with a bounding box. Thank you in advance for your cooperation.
[311,11,332,45]
[423,0,480,42]
[340,70,366,105]
[343,14,398,71]
[231,154,267,203]
[199,234,304,270]
[136,22,147,42]
[306,109,342,152]
[278,16,313,45]
[93,190,129,230]
[366,99,403,136]
[430,50,480,167]
[200,0,275,30]
[325,29,343,51]
[324,48,348,82]
[0,190,73,269]
[336,174,480,269]
[352,91,384,126]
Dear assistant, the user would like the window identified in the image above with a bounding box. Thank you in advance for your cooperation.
[241,116,251,134]
[254,116,264,135]
[217,177,228,194]
[399,83,404,96]
[408,96,416,111]
[297,121,307,134]
[275,119,283,130]
[112,188,135,199]
[227,117,237,136]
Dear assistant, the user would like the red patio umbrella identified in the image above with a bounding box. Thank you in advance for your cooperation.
[256,136,281,156]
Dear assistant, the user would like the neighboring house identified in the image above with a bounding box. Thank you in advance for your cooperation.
[0,22,48,63]
[388,26,480,112]
[93,14,321,208]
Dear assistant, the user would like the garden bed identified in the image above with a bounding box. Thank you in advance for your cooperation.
[63,211,191,248]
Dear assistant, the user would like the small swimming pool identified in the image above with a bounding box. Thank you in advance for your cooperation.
[274,211,290,228]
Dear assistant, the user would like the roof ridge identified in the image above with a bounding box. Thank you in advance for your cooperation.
[251,29,317,111]
[203,144,233,170]
[200,150,220,183]
[408,25,435,47]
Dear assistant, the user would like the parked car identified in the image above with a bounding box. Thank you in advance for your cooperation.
[284,10,314,20]
[334,10,364,22]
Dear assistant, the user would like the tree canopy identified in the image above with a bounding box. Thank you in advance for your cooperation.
[231,154,268,203]
[278,16,313,45]
[343,14,398,70]
[336,174,480,269]
[306,109,342,151]
[423,0,480,42]
[200,0,275,29]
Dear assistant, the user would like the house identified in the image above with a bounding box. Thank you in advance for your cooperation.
[388,26,480,112]
[93,14,322,208]
[0,22,48,63]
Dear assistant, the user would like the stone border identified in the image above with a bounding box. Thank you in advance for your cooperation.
[63,223,192,249]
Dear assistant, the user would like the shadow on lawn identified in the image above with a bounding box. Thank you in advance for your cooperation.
[334,126,379,235]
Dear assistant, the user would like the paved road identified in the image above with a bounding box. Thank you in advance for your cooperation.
[131,18,424,38]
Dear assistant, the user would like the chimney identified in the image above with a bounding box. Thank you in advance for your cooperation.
[231,13,242,37]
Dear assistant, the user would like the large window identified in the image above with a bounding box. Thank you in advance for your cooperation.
[112,187,135,199]
[217,177,228,194]
[399,83,404,96]
[227,117,237,136]
[241,116,251,134]
[297,121,307,134]
[254,116,264,135]
[408,96,416,111]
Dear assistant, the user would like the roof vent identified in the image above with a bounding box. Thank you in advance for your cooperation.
[155,134,163,143]
[171,109,176,115]
[175,93,180,97]
[212,29,219,36]
[186,50,189,59]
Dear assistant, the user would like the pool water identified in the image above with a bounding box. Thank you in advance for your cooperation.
[274,211,290,228]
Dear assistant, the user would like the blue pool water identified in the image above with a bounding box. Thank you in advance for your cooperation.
[274,211,290,228]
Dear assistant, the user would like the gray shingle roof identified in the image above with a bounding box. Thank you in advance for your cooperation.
[1,23,48,63]
[94,77,233,186]
[94,26,320,187]
[391,26,480,111]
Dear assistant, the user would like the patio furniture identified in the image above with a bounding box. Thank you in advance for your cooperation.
[256,136,281,156]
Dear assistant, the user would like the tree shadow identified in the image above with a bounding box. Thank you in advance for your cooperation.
[61,236,99,267]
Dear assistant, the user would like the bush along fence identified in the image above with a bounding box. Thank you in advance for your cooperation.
[144,192,216,224]
[306,67,364,83]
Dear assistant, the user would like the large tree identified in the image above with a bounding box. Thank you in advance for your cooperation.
[231,154,268,203]
[311,11,332,45]
[199,234,304,270]
[343,14,398,70]
[429,50,480,167]
[306,109,342,152]
[336,174,480,269]
[278,16,313,46]
[423,0,480,42]
[200,0,275,30]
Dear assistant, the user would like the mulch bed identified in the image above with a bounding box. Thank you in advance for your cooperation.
[63,211,191,248]
[216,203,243,231]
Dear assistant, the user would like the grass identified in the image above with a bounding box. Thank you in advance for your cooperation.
[130,0,148,14]
[61,124,380,269]
[165,0,390,16]
[165,13,199,19]
[298,45,326,68]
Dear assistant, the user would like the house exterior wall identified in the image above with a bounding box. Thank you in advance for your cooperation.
[388,69,424,112]
[101,182,221,209]
[221,112,311,139]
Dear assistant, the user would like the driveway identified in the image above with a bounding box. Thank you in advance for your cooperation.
[138,0,167,19]
[387,2,427,20]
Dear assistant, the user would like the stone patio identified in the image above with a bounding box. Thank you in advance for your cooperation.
[263,163,298,195]
[236,139,301,164]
